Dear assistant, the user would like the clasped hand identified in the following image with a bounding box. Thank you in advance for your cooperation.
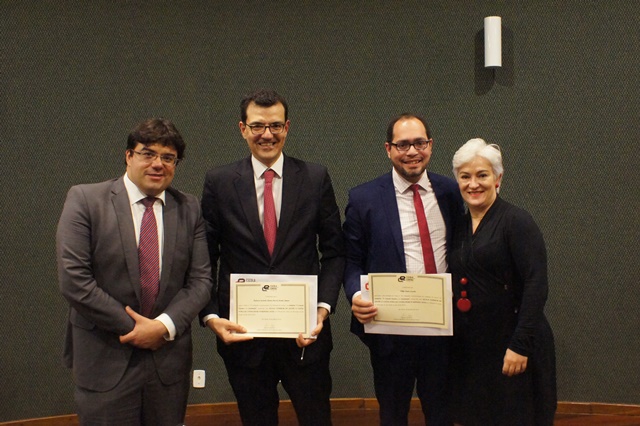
[119,306,168,351]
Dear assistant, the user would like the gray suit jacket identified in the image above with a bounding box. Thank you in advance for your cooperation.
[199,155,345,367]
[56,177,212,391]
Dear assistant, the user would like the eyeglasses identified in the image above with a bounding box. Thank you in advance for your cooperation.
[131,150,180,166]
[245,123,286,135]
[389,138,432,152]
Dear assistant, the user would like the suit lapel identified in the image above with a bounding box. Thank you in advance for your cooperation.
[428,171,453,248]
[274,155,301,260]
[234,158,269,256]
[111,178,141,301]
[379,173,406,268]
[158,191,177,306]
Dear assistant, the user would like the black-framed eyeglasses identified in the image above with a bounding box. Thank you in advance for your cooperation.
[245,123,286,135]
[131,150,180,166]
[389,138,432,152]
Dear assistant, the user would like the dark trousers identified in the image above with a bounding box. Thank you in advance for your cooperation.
[370,336,451,426]
[75,350,189,426]
[225,339,332,426]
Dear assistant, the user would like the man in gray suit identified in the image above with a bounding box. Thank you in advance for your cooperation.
[56,118,212,425]
[200,89,345,425]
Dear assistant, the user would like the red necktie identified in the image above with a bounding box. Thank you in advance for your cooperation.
[139,197,160,316]
[411,184,437,273]
[263,169,277,255]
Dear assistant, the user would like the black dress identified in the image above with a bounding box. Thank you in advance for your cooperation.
[448,196,557,426]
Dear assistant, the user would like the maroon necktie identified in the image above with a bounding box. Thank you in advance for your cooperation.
[411,184,437,273]
[263,169,277,255]
[139,197,159,316]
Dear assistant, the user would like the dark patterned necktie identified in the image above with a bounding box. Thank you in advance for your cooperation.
[139,197,159,316]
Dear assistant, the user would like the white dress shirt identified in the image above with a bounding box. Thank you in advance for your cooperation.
[251,155,284,226]
[392,169,448,274]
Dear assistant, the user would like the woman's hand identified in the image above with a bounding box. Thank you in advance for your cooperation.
[502,348,528,376]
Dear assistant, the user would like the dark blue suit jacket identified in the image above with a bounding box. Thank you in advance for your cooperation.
[343,171,464,356]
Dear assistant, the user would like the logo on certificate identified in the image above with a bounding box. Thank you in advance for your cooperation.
[235,277,257,283]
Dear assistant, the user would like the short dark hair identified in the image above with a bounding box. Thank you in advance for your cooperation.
[385,113,431,142]
[240,89,288,123]
[126,118,186,159]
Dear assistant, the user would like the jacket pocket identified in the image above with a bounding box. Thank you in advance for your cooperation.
[69,308,95,330]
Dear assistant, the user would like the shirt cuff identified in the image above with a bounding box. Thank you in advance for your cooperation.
[318,302,332,314]
[155,313,176,341]
[202,313,220,326]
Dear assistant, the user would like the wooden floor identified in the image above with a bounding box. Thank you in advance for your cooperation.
[185,399,640,426]
[555,415,640,426]
[554,402,640,426]
[2,399,640,425]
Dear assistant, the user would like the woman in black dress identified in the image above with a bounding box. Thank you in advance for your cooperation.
[448,139,556,425]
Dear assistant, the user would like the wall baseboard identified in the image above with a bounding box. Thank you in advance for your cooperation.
[2,399,639,425]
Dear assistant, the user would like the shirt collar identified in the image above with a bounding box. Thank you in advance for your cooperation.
[252,154,284,179]
[391,168,432,194]
[123,173,166,206]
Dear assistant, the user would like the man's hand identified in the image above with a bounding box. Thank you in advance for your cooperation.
[352,294,377,324]
[296,307,329,348]
[207,318,253,345]
[119,306,167,351]
[502,348,528,376]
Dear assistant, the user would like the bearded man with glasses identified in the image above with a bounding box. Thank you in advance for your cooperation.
[343,113,464,426]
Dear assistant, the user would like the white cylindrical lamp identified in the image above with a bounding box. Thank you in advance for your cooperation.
[484,16,502,68]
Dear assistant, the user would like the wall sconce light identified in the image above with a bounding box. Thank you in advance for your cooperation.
[484,16,502,68]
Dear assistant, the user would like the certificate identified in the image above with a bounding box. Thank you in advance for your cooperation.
[362,273,453,336]
[230,274,317,338]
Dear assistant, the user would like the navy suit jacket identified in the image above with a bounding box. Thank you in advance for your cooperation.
[343,171,464,355]
[199,155,345,367]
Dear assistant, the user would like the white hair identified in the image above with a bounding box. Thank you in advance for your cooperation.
[452,138,504,178]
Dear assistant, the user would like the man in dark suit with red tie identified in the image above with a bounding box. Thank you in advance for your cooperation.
[343,113,464,426]
[199,89,345,426]
[56,118,213,425]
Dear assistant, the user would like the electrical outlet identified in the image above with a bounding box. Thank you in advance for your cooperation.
[193,369,205,388]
